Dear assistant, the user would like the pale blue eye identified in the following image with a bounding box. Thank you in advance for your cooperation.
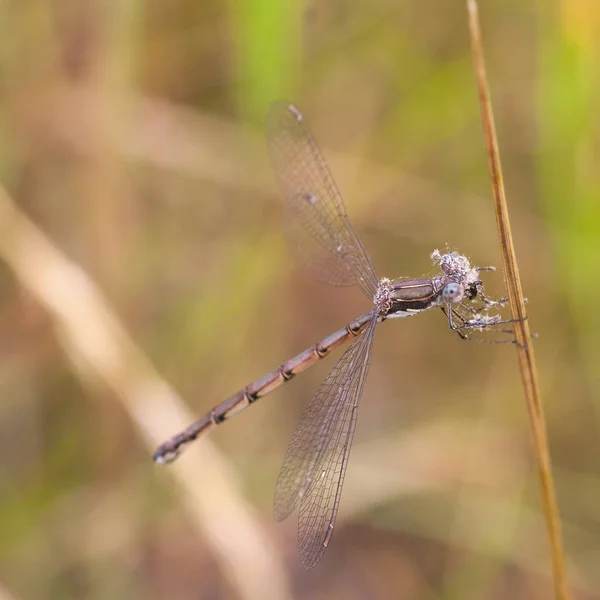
[442,282,461,300]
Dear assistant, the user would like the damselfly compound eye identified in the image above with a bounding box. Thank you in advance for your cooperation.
[442,282,463,302]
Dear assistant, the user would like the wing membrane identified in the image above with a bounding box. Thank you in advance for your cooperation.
[266,101,379,298]
[273,312,378,568]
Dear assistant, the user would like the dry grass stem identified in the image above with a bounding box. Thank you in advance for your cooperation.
[0,184,292,600]
[466,2,571,599]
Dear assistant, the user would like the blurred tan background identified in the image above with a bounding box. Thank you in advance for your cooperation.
[0,1,599,599]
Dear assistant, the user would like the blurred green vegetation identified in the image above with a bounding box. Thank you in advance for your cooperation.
[0,1,599,599]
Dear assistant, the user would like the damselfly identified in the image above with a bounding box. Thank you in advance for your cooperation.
[154,102,510,568]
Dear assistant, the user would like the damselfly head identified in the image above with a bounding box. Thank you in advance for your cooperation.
[430,250,499,308]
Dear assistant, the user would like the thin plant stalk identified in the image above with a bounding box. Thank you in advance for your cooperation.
[466,2,571,599]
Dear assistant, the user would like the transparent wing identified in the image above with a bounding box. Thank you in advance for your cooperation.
[273,311,378,568]
[266,101,379,299]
